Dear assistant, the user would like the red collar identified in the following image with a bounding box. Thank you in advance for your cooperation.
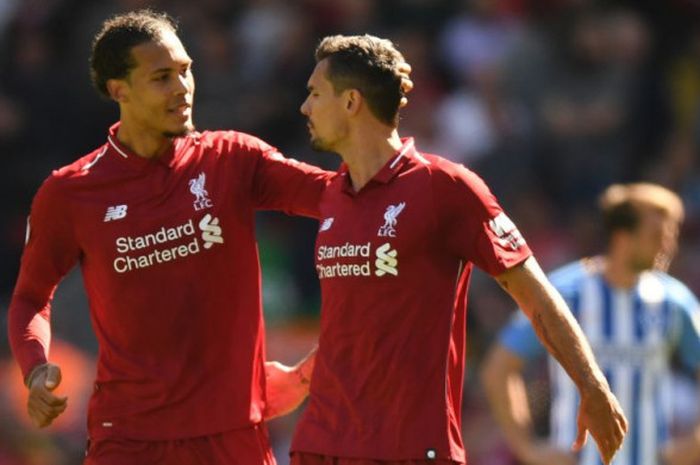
[105,122,191,170]
[340,137,419,195]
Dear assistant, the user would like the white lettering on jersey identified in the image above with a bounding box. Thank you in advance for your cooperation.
[104,205,128,222]
[189,172,213,211]
[199,214,224,249]
[488,212,525,251]
[378,202,406,237]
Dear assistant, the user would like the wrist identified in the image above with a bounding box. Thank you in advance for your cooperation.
[25,363,49,388]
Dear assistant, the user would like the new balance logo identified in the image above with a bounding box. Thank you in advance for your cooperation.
[375,242,398,276]
[199,214,224,249]
[319,217,334,232]
[104,205,128,222]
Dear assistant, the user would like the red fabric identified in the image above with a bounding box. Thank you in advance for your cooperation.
[84,424,276,465]
[291,451,461,465]
[9,122,330,440]
[292,139,531,462]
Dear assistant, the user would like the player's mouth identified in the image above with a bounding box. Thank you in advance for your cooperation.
[168,102,192,118]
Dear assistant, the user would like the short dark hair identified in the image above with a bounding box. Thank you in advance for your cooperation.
[599,183,684,239]
[315,34,404,126]
[90,9,177,99]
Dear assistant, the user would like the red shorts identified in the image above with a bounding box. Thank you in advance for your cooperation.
[290,452,462,465]
[84,424,276,465]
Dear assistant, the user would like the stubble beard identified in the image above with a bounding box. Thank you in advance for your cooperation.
[163,121,195,138]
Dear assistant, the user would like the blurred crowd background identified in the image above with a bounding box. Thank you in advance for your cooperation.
[2,0,700,463]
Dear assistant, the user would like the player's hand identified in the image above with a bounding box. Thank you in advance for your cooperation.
[659,432,700,465]
[522,441,577,465]
[397,62,413,108]
[573,385,628,464]
[26,363,68,428]
[263,361,310,420]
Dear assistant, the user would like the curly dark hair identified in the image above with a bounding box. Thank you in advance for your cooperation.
[315,34,405,126]
[90,9,178,99]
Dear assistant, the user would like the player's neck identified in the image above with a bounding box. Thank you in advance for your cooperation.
[117,120,173,159]
[340,128,402,192]
[603,254,640,289]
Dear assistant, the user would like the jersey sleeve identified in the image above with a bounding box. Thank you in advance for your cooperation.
[674,290,700,372]
[499,310,546,361]
[8,175,81,379]
[432,162,531,276]
[226,133,331,218]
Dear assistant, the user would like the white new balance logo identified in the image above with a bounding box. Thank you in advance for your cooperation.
[104,205,128,222]
[199,214,224,249]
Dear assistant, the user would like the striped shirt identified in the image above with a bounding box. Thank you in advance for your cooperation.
[500,257,700,465]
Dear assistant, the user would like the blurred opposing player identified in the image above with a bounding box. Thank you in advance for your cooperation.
[482,183,700,465]
[267,34,627,465]
[8,9,345,465]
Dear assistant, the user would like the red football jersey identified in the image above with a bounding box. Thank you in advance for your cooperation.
[8,123,330,440]
[291,139,531,462]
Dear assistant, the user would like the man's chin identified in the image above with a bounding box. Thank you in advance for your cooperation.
[163,122,195,138]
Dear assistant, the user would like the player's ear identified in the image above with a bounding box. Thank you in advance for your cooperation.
[106,79,129,103]
[345,89,362,115]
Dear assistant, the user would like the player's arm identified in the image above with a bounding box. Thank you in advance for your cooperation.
[481,344,576,465]
[660,300,700,465]
[658,370,700,465]
[264,346,317,419]
[494,256,628,465]
[8,176,79,427]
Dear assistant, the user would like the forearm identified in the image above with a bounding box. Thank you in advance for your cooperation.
[294,345,317,384]
[481,347,536,460]
[497,258,607,394]
[8,294,52,379]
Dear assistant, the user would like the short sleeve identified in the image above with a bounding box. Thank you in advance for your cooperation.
[432,161,531,276]
[676,295,700,372]
[233,134,331,218]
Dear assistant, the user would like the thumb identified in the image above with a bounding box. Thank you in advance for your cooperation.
[572,425,588,452]
[44,364,62,390]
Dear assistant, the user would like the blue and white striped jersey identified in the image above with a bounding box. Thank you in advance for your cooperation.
[500,257,700,465]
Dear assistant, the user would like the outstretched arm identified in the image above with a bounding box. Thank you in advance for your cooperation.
[481,344,576,465]
[494,256,628,465]
[264,346,317,420]
[659,370,700,465]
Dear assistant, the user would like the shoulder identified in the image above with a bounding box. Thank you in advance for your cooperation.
[198,130,275,156]
[654,272,699,310]
[419,152,494,202]
[39,144,110,195]
[547,259,594,296]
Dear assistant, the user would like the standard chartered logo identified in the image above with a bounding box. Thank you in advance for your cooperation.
[112,215,224,273]
[316,241,398,279]
[199,214,224,249]
[374,243,398,276]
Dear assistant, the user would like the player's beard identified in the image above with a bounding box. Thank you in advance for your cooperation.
[163,121,195,138]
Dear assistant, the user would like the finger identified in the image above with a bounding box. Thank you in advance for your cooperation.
[572,427,588,452]
[44,364,62,390]
[399,97,408,108]
[30,388,67,408]
[397,62,412,74]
